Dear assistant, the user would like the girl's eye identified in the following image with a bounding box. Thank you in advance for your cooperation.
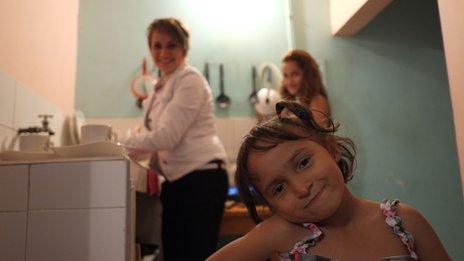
[297,157,311,171]
[152,43,177,50]
[167,43,178,49]
[272,183,285,196]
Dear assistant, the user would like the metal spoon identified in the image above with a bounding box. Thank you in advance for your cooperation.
[216,63,231,109]
[249,66,258,104]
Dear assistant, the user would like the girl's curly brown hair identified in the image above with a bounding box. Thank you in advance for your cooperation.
[279,49,328,101]
[235,101,356,223]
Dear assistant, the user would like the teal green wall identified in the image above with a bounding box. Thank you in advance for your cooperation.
[76,0,290,118]
[292,0,462,258]
[77,0,463,258]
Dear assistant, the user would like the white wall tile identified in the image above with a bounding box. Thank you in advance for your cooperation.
[35,94,66,147]
[12,81,67,148]
[0,212,27,261]
[216,118,236,161]
[232,117,257,160]
[29,160,128,209]
[86,116,257,163]
[13,82,40,131]
[87,117,140,141]
[0,124,17,151]
[27,208,127,261]
[83,116,258,187]
[0,165,29,211]
[216,117,257,185]
[0,69,16,128]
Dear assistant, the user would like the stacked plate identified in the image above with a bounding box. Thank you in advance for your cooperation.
[68,110,86,145]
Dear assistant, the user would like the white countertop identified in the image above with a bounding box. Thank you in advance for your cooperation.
[0,155,125,166]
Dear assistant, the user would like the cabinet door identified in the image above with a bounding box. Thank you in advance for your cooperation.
[0,165,28,211]
[0,212,27,261]
[29,160,128,209]
[27,208,127,261]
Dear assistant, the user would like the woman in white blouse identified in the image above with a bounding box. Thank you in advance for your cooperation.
[121,18,228,261]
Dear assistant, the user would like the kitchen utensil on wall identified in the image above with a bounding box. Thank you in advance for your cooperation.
[254,63,282,116]
[249,66,258,104]
[131,58,157,108]
[204,62,210,83]
[216,63,231,109]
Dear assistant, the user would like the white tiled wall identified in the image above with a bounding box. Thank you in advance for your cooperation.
[0,70,16,127]
[88,117,258,185]
[0,125,15,152]
[0,68,66,150]
[215,117,258,161]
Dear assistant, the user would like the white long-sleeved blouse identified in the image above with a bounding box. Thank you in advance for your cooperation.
[122,64,227,181]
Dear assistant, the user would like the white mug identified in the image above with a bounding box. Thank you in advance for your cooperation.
[19,134,52,152]
[80,124,117,144]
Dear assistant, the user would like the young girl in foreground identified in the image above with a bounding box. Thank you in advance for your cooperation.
[208,101,450,261]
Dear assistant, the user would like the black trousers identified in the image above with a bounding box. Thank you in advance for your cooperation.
[160,168,229,261]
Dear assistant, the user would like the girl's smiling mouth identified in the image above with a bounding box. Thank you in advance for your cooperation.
[302,184,326,209]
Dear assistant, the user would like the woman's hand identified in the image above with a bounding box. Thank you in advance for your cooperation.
[127,124,143,138]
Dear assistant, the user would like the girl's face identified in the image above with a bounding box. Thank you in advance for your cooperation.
[149,30,185,76]
[248,138,345,224]
[282,61,304,96]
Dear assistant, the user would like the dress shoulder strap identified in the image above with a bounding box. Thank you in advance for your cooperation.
[287,223,323,260]
[380,199,419,260]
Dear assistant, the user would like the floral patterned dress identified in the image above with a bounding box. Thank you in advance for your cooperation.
[279,199,418,261]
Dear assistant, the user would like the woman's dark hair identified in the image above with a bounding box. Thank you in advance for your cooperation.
[147,17,190,55]
[279,49,328,102]
[235,101,356,224]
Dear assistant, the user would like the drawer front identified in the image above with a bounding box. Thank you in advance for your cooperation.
[29,160,128,209]
[0,165,28,211]
[0,212,27,261]
[27,208,127,261]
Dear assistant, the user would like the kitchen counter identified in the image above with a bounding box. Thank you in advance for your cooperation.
[0,155,148,193]
[0,155,122,165]
[0,157,141,261]
[220,202,271,236]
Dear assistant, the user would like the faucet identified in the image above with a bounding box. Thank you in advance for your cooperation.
[17,114,55,136]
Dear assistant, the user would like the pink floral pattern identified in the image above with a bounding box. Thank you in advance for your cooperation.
[288,223,322,261]
[380,199,419,259]
[280,200,419,261]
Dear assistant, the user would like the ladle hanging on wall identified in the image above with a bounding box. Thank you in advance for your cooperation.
[216,63,231,109]
[204,62,210,83]
[249,66,258,104]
